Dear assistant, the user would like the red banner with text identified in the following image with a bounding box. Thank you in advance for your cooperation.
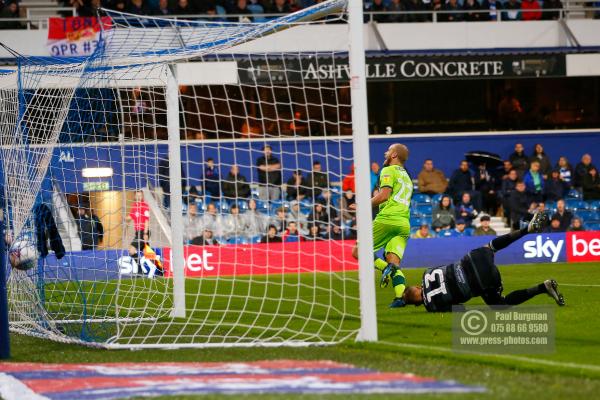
[566,231,600,263]
[162,240,358,278]
[47,17,112,57]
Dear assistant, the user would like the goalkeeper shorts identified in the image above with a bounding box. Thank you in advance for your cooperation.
[372,219,410,259]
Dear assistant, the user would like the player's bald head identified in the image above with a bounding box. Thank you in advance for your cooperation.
[402,285,423,306]
[384,143,409,166]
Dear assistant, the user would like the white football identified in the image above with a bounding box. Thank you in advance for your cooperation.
[9,239,38,271]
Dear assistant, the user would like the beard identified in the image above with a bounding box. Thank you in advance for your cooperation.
[383,157,391,167]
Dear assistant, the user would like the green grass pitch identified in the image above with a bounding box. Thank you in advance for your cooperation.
[7,262,600,400]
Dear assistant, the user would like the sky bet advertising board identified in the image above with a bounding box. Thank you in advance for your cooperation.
[39,232,598,281]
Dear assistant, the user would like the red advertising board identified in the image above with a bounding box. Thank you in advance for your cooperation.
[162,240,358,278]
[566,231,600,263]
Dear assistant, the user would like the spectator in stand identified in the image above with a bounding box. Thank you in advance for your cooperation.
[417,159,448,195]
[453,219,468,236]
[544,170,567,201]
[501,169,519,226]
[556,156,573,190]
[286,170,308,201]
[307,202,329,236]
[158,159,187,210]
[269,207,288,234]
[269,0,290,13]
[230,0,253,21]
[75,206,104,250]
[521,0,542,20]
[432,195,455,232]
[203,158,220,198]
[173,0,195,14]
[364,0,388,22]
[442,0,464,21]
[481,0,502,20]
[449,160,481,208]
[583,167,600,200]
[201,203,222,237]
[243,199,267,237]
[551,199,573,231]
[429,0,444,21]
[545,216,563,233]
[509,181,529,230]
[455,192,479,227]
[342,164,355,193]
[474,163,497,215]
[261,225,283,243]
[370,162,380,192]
[222,165,251,200]
[387,0,406,22]
[498,90,523,129]
[509,143,529,177]
[574,153,595,189]
[330,222,344,240]
[503,0,521,20]
[568,217,585,232]
[542,0,562,19]
[126,190,150,257]
[463,0,483,21]
[152,0,171,15]
[194,228,218,246]
[340,189,356,223]
[108,0,126,12]
[0,2,22,29]
[183,203,204,244]
[305,161,329,200]
[256,144,282,201]
[306,224,326,241]
[127,0,151,14]
[530,143,552,178]
[287,201,308,235]
[320,189,339,223]
[404,0,428,22]
[411,223,434,239]
[474,215,497,236]
[282,221,304,242]
[499,160,514,184]
[523,159,545,203]
[222,204,246,239]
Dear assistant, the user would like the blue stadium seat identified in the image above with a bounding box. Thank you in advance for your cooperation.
[410,217,422,227]
[566,189,583,199]
[236,200,249,213]
[431,193,445,205]
[565,199,587,211]
[464,227,474,236]
[227,236,249,245]
[586,223,600,231]
[577,210,600,223]
[416,204,433,216]
[214,200,230,213]
[412,193,432,204]
[299,199,313,215]
[544,200,557,211]
[251,235,262,244]
[247,3,267,22]
[587,200,600,210]
[255,200,270,213]
[421,216,432,226]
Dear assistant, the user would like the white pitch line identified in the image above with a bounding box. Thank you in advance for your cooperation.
[379,341,600,372]
[0,373,49,400]
[560,284,600,288]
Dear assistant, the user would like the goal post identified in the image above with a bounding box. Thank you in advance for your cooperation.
[0,0,379,349]
[348,0,378,342]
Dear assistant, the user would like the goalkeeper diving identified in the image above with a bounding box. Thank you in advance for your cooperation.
[352,143,412,308]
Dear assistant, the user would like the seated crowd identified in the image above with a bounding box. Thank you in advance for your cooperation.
[414,143,600,238]
[178,142,598,245]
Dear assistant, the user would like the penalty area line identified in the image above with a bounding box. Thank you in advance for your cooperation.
[560,284,600,288]
[379,341,600,372]
[0,373,50,400]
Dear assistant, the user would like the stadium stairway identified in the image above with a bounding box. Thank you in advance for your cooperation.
[490,216,510,236]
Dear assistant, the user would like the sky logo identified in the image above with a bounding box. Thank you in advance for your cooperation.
[523,235,564,263]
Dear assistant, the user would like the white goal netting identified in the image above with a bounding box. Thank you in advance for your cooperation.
[0,0,368,348]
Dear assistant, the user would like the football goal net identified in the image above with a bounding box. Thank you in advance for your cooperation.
[0,0,377,349]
